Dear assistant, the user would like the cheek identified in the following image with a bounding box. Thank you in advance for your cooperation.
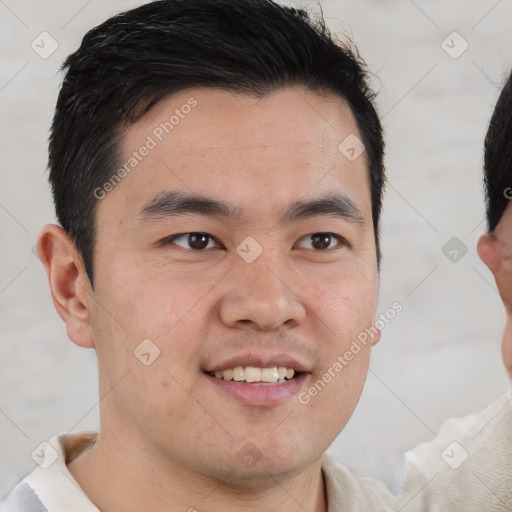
[97,263,211,340]
[307,269,378,333]
[298,347,370,450]
[302,263,376,397]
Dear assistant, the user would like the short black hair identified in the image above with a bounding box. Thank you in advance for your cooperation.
[49,0,385,283]
[484,69,512,231]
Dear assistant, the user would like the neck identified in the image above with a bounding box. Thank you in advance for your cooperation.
[67,428,327,512]
[503,314,512,379]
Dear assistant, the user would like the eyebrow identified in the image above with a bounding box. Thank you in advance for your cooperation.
[139,190,364,225]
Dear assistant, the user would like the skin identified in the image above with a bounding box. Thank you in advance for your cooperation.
[478,201,512,377]
[38,87,381,512]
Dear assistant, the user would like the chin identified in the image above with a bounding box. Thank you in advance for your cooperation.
[190,436,319,491]
[212,456,315,492]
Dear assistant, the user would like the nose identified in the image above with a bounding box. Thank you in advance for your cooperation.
[219,256,306,332]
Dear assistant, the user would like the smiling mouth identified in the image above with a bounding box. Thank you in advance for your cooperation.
[205,366,299,385]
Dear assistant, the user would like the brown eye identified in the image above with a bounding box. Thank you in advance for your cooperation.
[311,233,332,250]
[296,232,344,251]
[167,232,220,250]
[188,233,210,250]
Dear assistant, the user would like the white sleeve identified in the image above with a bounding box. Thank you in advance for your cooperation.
[396,390,512,511]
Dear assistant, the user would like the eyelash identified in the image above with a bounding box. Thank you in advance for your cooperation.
[164,232,348,251]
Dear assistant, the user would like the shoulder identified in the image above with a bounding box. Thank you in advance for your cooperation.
[0,432,99,512]
[321,452,395,511]
[0,482,48,512]
[401,391,512,510]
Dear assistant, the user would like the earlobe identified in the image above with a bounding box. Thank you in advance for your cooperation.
[38,224,95,349]
[477,232,502,275]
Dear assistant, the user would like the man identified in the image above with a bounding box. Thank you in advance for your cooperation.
[1,1,511,510]
[478,70,512,379]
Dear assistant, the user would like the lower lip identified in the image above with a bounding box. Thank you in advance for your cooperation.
[204,373,308,407]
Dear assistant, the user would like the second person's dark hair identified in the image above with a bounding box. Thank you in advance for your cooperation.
[484,69,512,230]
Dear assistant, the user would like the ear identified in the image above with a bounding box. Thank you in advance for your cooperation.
[37,224,95,349]
[370,328,381,346]
[477,232,502,275]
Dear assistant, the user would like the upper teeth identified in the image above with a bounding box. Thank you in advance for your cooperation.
[213,366,295,383]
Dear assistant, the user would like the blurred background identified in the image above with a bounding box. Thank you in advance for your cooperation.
[1,0,512,496]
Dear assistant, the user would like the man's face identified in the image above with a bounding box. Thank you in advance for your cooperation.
[492,201,512,315]
[87,87,378,485]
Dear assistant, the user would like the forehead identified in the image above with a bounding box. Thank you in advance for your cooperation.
[104,87,371,221]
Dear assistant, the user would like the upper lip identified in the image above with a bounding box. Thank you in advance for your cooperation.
[203,353,311,373]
